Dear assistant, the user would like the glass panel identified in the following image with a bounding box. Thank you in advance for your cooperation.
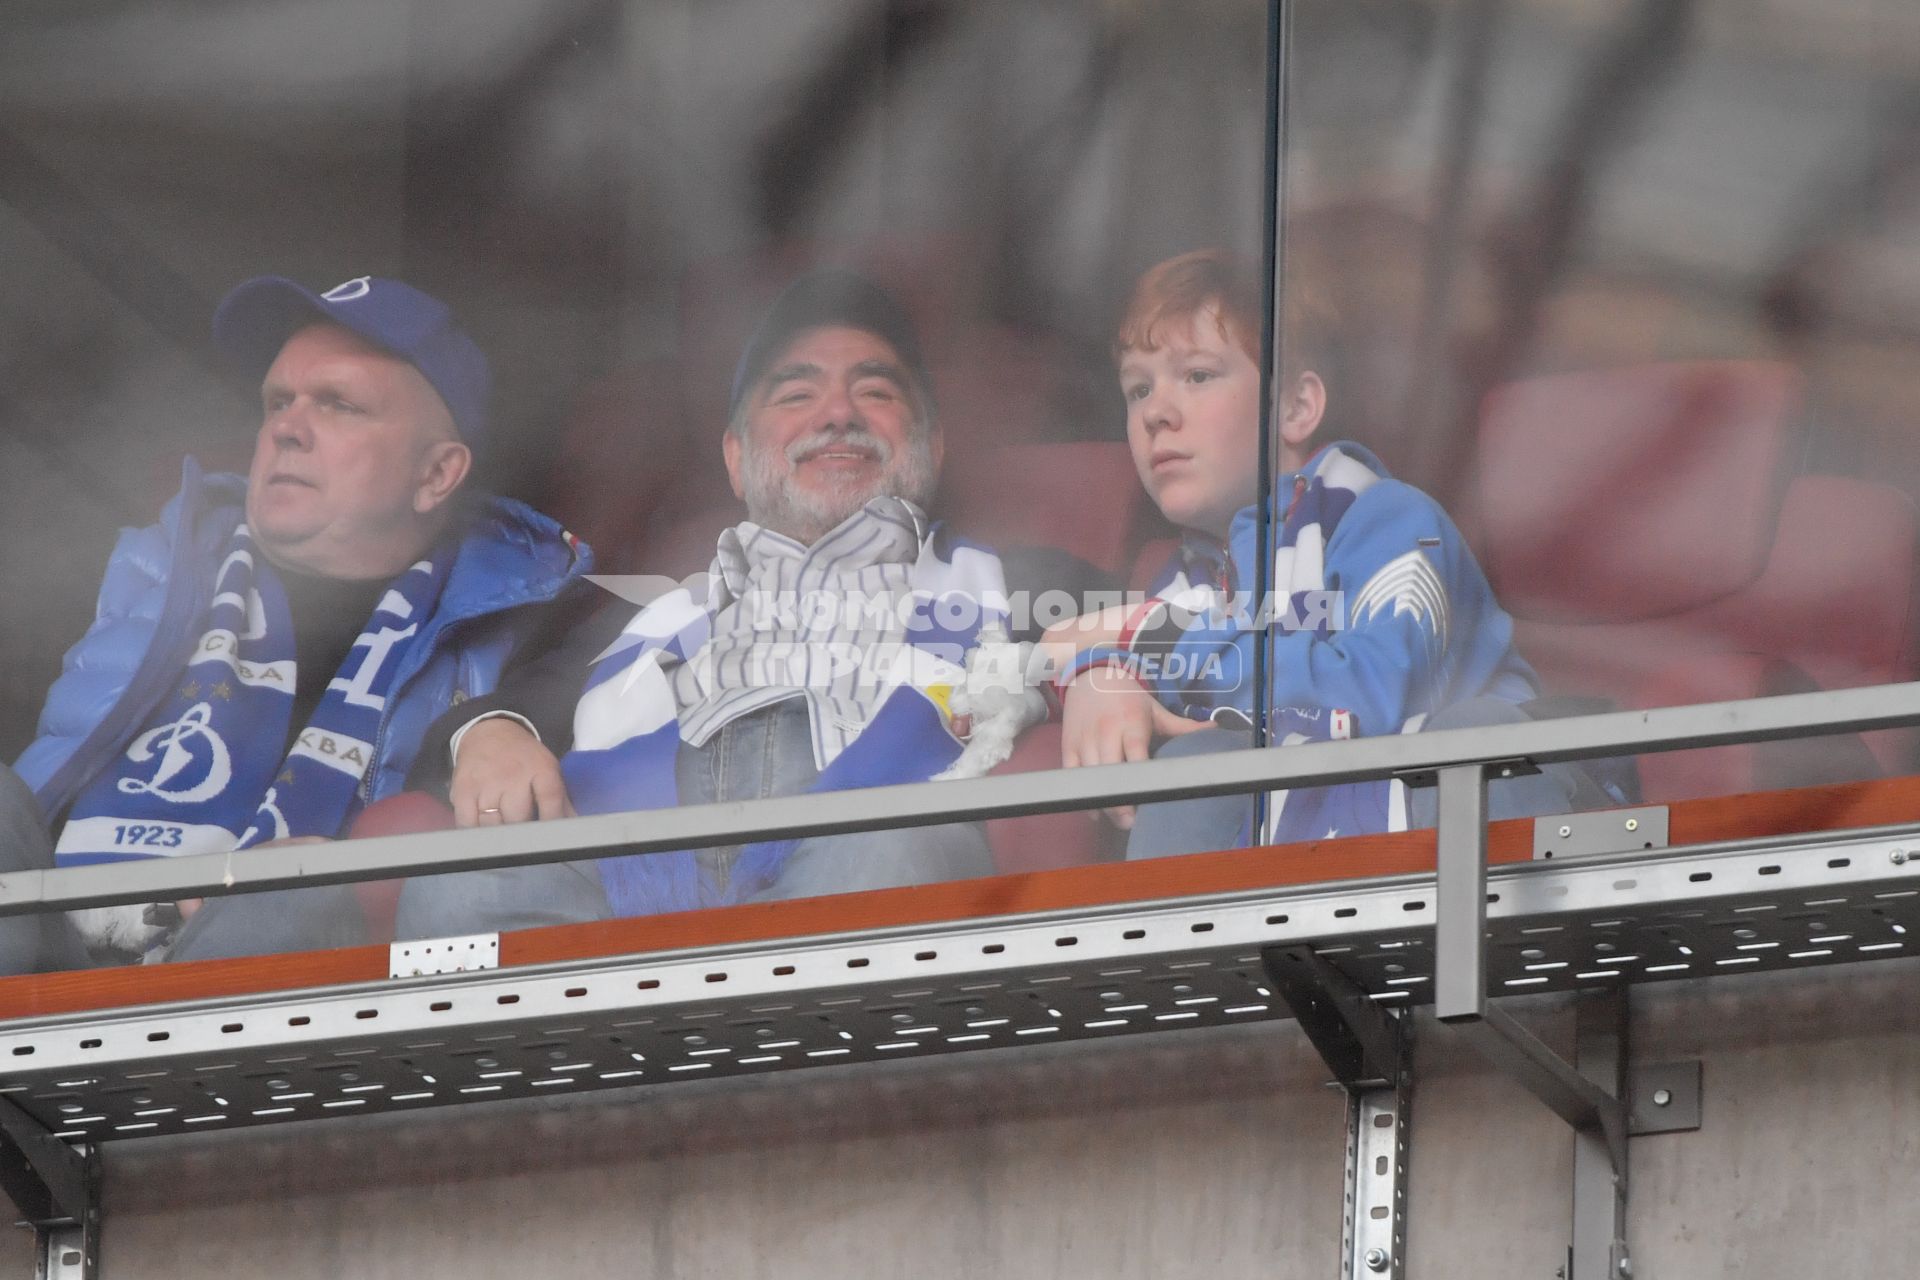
[0,0,1279,968]
[16,0,1912,971]
[1280,0,1920,811]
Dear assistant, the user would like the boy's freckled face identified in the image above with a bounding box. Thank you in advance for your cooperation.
[1119,307,1263,539]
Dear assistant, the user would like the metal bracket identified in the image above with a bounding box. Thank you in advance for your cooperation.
[1393,757,1538,791]
[1264,946,1405,1087]
[1569,990,1630,1280]
[1432,763,1634,1279]
[1534,806,1669,860]
[1264,947,1412,1280]
[0,1099,99,1279]
[389,933,499,980]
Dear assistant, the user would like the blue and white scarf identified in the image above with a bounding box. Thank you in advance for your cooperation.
[561,527,1009,917]
[57,525,452,867]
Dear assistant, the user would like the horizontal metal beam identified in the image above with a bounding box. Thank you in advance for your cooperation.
[0,827,1911,1144]
[1,682,1918,917]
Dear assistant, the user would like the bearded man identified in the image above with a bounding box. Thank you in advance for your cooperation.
[397,269,1084,931]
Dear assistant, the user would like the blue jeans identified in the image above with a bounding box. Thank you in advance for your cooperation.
[0,765,88,974]
[677,699,995,904]
[168,859,610,959]
[393,859,611,943]
[168,883,372,961]
[1126,698,1601,861]
[1123,728,1261,861]
[392,700,993,936]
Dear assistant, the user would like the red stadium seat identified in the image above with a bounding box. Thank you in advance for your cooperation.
[345,792,455,942]
[1468,361,1920,801]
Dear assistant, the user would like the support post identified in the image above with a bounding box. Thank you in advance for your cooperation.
[1265,946,1412,1280]
[1571,990,1630,1280]
[36,1222,95,1280]
[1430,760,1633,1279]
[0,1100,99,1280]
[1432,763,1490,1022]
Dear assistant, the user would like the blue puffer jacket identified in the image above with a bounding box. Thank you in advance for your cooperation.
[15,458,592,827]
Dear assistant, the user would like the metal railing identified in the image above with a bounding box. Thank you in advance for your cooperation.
[4,681,1917,918]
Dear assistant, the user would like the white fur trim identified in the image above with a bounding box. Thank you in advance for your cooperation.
[69,903,167,955]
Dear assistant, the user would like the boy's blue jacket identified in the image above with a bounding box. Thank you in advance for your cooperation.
[15,458,592,825]
[1140,442,1537,739]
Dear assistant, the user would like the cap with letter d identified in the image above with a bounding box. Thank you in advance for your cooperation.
[212,274,491,450]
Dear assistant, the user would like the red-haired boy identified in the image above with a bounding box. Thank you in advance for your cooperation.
[1052,249,1589,854]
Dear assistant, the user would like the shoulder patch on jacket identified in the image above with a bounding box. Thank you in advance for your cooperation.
[1349,549,1450,652]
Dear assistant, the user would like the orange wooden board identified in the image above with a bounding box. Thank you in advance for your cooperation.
[0,775,1913,1022]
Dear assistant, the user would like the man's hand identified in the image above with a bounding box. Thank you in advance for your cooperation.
[452,718,574,827]
[1059,667,1210,828]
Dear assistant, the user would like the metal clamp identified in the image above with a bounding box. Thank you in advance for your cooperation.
[1534,806,1669,860]
[1265,947,1412,1280]
[389,933,499,980]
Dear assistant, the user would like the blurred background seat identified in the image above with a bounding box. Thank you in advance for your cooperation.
[1466,360,1920,802]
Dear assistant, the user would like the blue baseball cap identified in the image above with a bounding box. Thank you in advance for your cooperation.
[212,275,491,451]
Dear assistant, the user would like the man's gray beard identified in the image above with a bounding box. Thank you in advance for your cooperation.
[742,426,938,544]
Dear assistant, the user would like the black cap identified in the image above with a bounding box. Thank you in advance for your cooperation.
[727,269,933,423]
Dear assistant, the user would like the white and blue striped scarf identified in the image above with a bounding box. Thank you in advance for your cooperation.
[676,500,926,769]
[1155,447,1419,843]
[58,525,452,866]
[561,520,1009,917]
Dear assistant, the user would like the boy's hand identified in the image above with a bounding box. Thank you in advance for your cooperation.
[1059,667,1209,827]
[452,718,575,827]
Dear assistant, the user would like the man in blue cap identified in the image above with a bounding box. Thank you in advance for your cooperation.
[4,274,594,965]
